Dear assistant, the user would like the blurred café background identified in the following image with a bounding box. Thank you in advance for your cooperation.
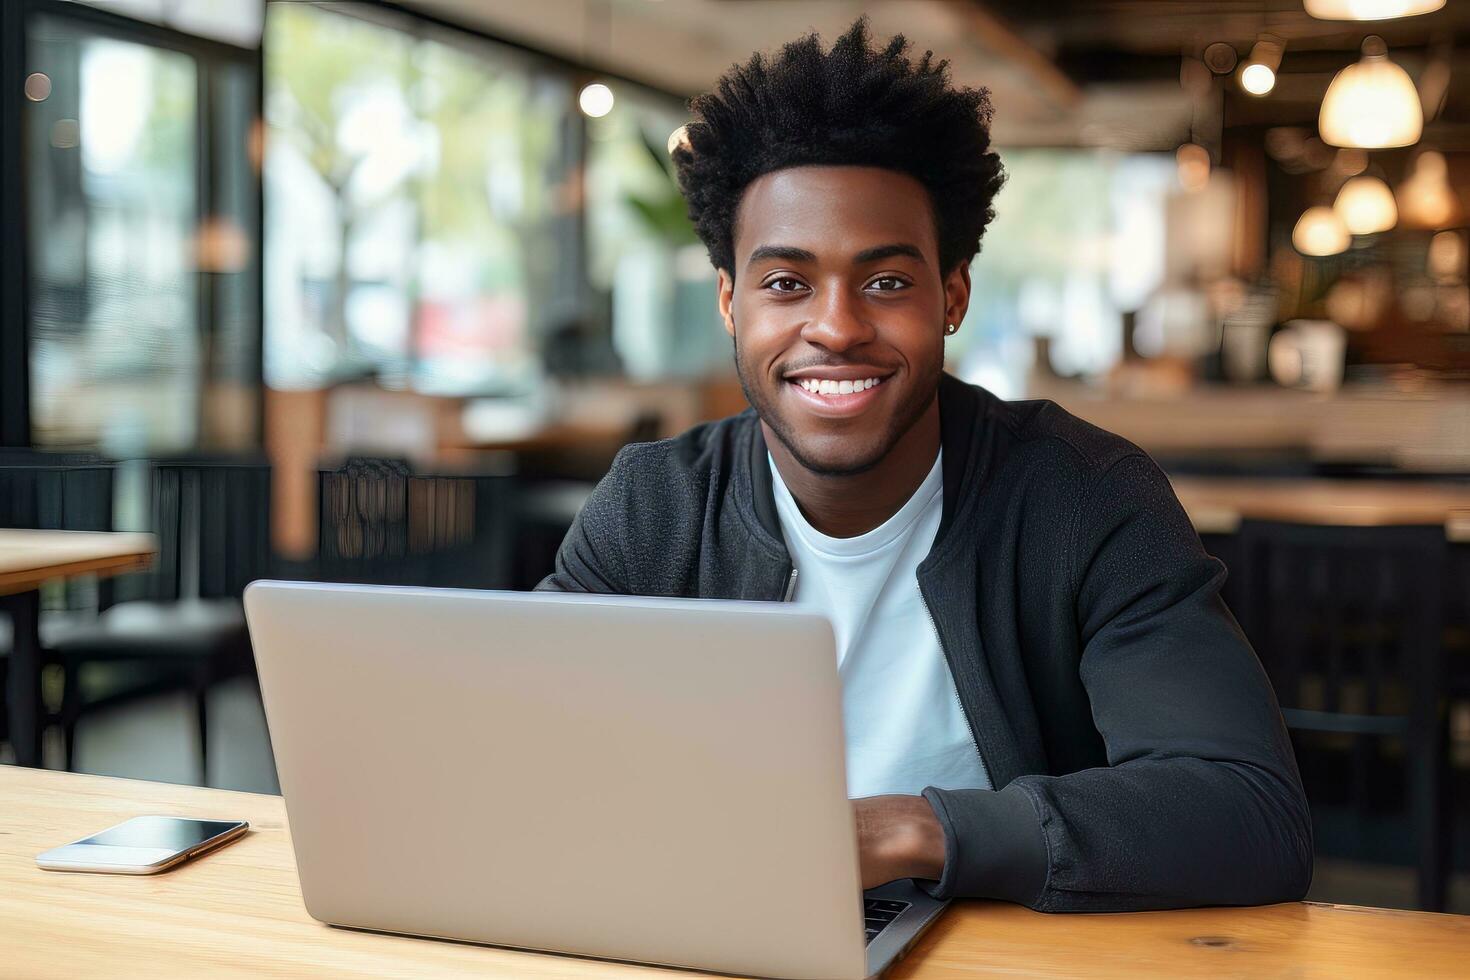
[2,0,1469,913]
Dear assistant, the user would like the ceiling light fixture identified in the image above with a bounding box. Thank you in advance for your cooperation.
[1304,0,1445,21]
[578,82,614,118]
[1396,149,1464,229]
[1293,205,1352,256]
[578,0,615,119]
[1333,174,1398,234]
[1318,36,1422,148]
[1239,36,1284,96]
[1175,142,1211,192]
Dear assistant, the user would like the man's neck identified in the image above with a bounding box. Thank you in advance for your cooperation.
[764,397,941,538]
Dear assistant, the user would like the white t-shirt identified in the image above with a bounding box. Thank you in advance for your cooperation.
[769,450,992,799]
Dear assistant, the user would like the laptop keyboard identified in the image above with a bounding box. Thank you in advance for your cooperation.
[864,898,910,945]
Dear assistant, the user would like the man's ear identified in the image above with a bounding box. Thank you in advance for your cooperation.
[944,262,972,331]
[717,268,736,339]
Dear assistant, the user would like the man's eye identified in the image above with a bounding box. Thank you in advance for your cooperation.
[765,277,808,293]
[868,276,910,291]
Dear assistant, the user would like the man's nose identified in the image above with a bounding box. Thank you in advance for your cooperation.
[799,286,876,353]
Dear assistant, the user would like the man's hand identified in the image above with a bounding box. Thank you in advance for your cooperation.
[853,795,946,890]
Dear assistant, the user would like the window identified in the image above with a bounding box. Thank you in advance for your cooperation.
[951,148,1176,397]
[22,6,261,451]
[71,0,265,48]
[584,84,724,380]
[263,3,575,395]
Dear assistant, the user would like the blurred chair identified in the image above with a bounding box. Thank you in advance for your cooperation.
[318,457,415,585]
[508,411,662,588]
[626,410,662,446]
[0,451,114,532]
[43,456,272,781]
[1235,520,1450,911]
[0,453,116,760]
[317,456,515,590]
[512,479,594,590]
[1443,518,1470,884]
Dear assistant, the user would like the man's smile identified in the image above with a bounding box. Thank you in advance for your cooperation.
[784,372,892,418]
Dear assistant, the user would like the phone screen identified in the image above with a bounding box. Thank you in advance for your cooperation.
[76,816,244,850]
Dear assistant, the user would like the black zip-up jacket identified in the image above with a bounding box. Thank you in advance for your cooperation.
[537,373,1313,912]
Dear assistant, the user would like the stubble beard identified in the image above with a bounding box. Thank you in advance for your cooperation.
[730,320,942,479]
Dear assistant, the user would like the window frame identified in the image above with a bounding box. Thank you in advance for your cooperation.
[0,0,265,449]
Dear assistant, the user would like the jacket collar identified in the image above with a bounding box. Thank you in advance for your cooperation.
[744,374,1027,784]
[746,372,990,548]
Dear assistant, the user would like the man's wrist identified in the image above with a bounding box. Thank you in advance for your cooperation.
[887,795,946,882]
[856,794,947,885]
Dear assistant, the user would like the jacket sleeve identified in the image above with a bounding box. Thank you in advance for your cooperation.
[924,452,1313,912]
[533,447,635,595]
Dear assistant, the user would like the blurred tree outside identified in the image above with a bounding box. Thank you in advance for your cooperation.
[266,5,414,354]
[264,4,567,392]
[585,89,725,380]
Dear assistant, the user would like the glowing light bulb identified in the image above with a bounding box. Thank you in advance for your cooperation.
[578,82,614,118]
[1238,37,1283,96]
[1333,175,1397,234]
[1396,150,1463,229]
[1319,38,1422,148]
[1176,143,1210,192]
[1304,0,1445,21]
[1292,206,1351,256]
[1240,63,1276,95]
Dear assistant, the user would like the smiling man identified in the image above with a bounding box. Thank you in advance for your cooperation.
[539,20,1312,911]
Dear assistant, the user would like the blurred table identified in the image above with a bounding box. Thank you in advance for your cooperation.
[1,530,156,767]
[1171,477,1470,540]
[5,767,1469,978]
[0,530,157,595]
[1035,378,1470,474]
[448,420,632,455]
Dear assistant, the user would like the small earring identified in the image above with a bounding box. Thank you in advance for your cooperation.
[945,322,959,335]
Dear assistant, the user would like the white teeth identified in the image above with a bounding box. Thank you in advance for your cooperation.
[794,376,884,395]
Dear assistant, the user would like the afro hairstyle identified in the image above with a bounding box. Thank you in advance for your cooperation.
[672,18,1007,278]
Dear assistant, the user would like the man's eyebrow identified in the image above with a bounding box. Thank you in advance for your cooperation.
[853,243,926,265]
[745,243,927,268]
[746,245,818,268]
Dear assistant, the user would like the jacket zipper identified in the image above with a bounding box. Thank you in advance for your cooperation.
[919,579,989,771]
[781,566,799,602]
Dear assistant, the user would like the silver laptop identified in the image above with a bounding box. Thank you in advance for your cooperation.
[244,581,948,980]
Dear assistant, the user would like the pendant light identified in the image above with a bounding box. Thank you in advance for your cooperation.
[1292,206,1351,256]
[1319,36,1422,148]
[1239,36,1284,96]
[1175,142,1210,192]
[1304,0,1445,20]
[577,0,615,119]
[1396,150,1463,229]
[578,83,614,118]
[1333,174,1398,234]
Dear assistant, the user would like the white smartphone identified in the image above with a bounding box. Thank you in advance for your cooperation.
[36,815,249,874]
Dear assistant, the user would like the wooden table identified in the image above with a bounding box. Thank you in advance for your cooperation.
[1170,477,1470,540]
[0,529,156,766]
[5,768,1467,978]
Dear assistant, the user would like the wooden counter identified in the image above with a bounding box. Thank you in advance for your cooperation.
[1034,379,1470,474]
[1170,477,1470,538]
[5,768,1468,978]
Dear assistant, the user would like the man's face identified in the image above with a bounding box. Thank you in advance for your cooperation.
[718,166,970,476]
